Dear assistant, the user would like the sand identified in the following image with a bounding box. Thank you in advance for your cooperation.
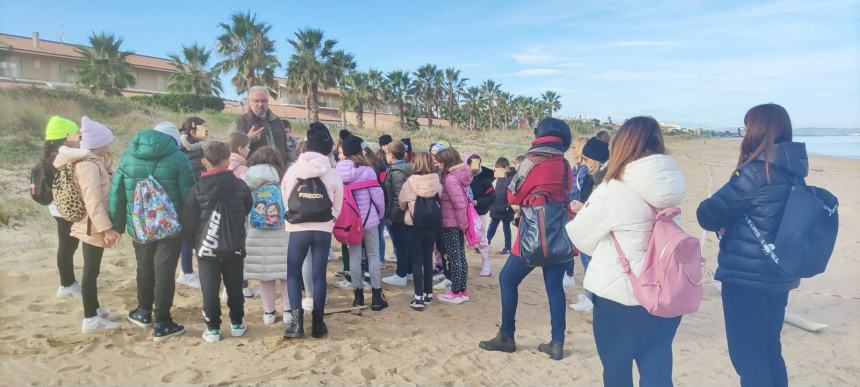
[0,138,858,386]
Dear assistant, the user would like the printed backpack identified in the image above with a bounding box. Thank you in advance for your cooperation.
[334,179,380,245]
[412,195,442,230]
[128,163,182,243]
[286,177,334,224]
[250,184,286,230]
[610,207,704,318]
[52,162,86,222]
[30,162,53,205]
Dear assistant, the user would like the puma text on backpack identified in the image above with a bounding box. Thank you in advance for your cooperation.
[30,162,53,205]
[413,195,442,230]
[250,184,286,230]
[610,207,704,318]
[334,179,380,245]
[52,162,86,222]
[286,177,334,224]
[197,201,244,259]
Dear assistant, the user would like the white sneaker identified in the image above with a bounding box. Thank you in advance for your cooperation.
[176,272,201,289]
[570,294,594,312]
[563,274,576,288]
[57,283,82,299]
[333,279,353,290]
[97,308,121,321]
[382,274,407,286]
[302,297,314,311]
[243,287,259,298]
[263,312,276,326]
[81,316,121,334]
[433,279,452,291]
[202,329,221,343]
[432,273,446,283]
[282,311,293,325]
[231,323,247,337]
[328,250,340,261]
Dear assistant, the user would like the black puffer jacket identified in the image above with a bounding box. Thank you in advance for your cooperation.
[180,135,205,178]
[697,142,807,291]
[471,166,495,215]
[490,169,516,221]
[182,168,252,259]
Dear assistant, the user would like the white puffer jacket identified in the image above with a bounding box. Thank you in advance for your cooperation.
[567,154,687,306]
[243,164,288,281]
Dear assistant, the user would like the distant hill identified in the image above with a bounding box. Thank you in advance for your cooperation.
[795,127,860,136]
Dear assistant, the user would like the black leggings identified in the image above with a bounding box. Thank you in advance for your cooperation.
[286,231,331,313]
[407,226,438,296]
[81,242,104,318]
[55,217,80,287]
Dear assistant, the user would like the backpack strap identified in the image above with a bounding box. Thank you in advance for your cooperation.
[610,232,632,275]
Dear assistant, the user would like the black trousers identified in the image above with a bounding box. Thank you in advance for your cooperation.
[81,242,103,318]
[55,217,80,287]
[132,238,181,323]
[407,226,438,296]
[199,257,245,330]
[286,231,331,314]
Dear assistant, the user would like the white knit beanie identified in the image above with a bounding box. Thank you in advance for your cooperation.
[79,116,114,150]
[153,121,181,145]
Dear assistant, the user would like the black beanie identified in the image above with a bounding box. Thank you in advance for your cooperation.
[307,122,334,155]
[401,138,412,152]
[342,134,364,157]
[582,137,610,163]
[378,134,393,146]
[339,129,351,141]
[534,118,572,149]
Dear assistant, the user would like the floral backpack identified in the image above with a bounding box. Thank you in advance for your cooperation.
[127,161,181,243]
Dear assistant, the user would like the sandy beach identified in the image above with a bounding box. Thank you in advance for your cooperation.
[0,138,857,386]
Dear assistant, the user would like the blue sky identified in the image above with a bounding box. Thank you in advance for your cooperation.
[2,0,859,128]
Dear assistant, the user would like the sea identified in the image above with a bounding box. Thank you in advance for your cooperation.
[795,136,860,159]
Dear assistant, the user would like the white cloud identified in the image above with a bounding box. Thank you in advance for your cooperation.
[510,47,555,64]
[511,68,563,77]
[608,40,679,48]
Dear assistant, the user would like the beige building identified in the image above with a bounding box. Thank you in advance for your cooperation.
[0,32,176,95]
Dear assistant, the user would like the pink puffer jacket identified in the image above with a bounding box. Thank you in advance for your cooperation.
[441,163,473,230]
[336,160,385,228]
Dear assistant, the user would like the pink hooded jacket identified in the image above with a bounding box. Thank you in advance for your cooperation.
[336,160,385,228]
[441,163,473,230]
[229,152,248,179]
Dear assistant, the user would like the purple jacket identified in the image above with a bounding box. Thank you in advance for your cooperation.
[336,160,385,228]
[441,163,473,230]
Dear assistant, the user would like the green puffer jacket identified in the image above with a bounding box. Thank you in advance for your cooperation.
[109,129,196,237]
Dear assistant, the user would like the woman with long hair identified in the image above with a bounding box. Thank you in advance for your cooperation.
[568,116,688,385]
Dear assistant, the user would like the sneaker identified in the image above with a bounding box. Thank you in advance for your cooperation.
[81,316,121,334]
[437,290,469,305]
[423,293,433,304]
[432,273,446,283]
[302,297,314,311]
[263,312,277,326]
[433,279,452,291]
[462,289,473,299]
[569,294,594,312]
[498,248,511,255]
[282,311,293,325]
[384,255,397,263]
[176,272,201,289]
[127,308,152,328]
[243,287,259,298]
[563,274,576,288]
[97,308,121,321]
[231,323,248,337]
[328,250,340,261]
[57,283,83,299]
[202,329,221,343]
[382,274,407,286]
[153,320,185,342]
[409,298,425,310]
[480,263,492,277]
[333,279,353,290]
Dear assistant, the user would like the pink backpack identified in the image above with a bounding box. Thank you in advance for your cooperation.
[460,185,482,246]
[610,207,704,318]
[334,179,380,245]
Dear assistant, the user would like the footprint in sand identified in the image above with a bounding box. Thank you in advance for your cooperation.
[361,368,376,382]
[160,368,202,383]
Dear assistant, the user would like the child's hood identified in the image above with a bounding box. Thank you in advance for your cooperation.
[447,163,473,187]
[53,146,95,168]
[244,165,280,190]
[292,152,333,179]
[198,169,240,201]
[408,174,442,198]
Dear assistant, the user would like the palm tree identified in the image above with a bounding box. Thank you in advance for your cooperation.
[75,32,135,97]
[214,11,280,96]
[413,64,442,127]
[386,70,412,127]
[463,86,484,131]
[541,90,562,118]
[367,69,386,129]
[525,96,543,127]
[481,79,501,129]
[341,71,372,128]
[285,28,353,122]
[168,43,222,96]
[497,91,513,129]
[443,68,467,125]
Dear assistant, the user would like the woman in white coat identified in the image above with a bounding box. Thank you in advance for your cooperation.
[568,116,688,387]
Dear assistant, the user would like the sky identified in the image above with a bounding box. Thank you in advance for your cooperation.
[1,0,859,128]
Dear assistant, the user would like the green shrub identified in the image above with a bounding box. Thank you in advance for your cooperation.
[130,93,225,112]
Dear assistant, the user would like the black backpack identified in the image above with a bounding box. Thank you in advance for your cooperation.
[30,163,53,205]
[197,201,245,260]
[287,177,335,224]
[413,194,442,230]
[746,182,838,278]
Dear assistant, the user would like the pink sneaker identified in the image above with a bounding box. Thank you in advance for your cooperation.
[480,264,492,277]
[437,290,469,305]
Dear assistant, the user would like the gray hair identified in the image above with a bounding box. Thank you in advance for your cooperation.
[248,86,269,98]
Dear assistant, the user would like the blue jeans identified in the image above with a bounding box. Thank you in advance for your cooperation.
[486,218,511,251]
[593,295,682,387]
[286,231,330,313]
[499,255,567,344]
[722,284,789,387]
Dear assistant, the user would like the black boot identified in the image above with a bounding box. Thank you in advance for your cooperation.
[282,309,304,339]
[478,329,516,353]
[311,310,328,338]
[371,288,389,311]
[538,341,564,360]
[353,288,364,307]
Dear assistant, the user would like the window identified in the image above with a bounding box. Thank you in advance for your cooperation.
[33,60,40,69]
[52,62,62,81]
[156,74,165,90]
